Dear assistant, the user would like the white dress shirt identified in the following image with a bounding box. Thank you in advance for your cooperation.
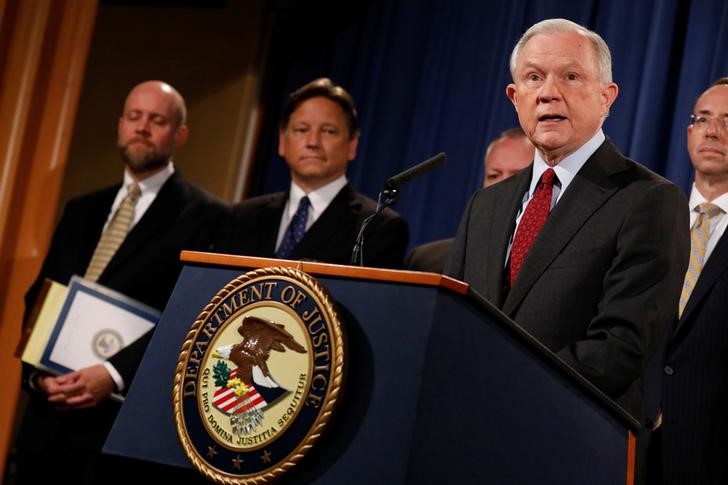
[275,175,348,251]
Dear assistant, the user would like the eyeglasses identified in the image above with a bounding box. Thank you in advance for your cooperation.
[690,114,728,131]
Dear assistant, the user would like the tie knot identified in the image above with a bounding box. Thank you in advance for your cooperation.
[298,196,310,211]
[127,183,141,202]
[697,202,721,219]
[540,168,557,186]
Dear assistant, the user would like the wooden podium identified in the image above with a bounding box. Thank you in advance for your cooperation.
[104,251,637,484]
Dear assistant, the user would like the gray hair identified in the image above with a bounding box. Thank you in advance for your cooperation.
[509,18,613,84]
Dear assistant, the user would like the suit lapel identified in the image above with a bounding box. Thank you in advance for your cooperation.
[100,173,185,279]
[674,227,728,335]
[485,171,531,307]
[293,184,357,258]
[78,187,120,272]
[257,193,287,256]
[503,140,624,315]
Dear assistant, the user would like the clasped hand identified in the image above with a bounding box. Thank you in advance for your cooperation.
[37,364,115,409]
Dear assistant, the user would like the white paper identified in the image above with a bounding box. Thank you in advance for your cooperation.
[48,291,155,370]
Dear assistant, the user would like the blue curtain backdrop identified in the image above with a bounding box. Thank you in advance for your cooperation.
[252,0,728,250]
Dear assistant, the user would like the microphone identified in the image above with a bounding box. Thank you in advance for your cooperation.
[351,152,447,266]
[383,152,447,198]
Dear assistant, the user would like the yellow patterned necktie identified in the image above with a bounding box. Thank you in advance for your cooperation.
[84,183,142,282]
[678,202,722,316]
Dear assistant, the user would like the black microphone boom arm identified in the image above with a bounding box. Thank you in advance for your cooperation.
[351,152,447,266]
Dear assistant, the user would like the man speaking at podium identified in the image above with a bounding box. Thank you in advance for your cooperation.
[446,19,689,418]
[221,78,408,269]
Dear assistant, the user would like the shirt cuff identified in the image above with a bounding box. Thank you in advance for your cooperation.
[27,370,42,392]
[103,361,125,393]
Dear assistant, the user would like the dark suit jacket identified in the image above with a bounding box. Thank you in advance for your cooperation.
[405,238,453,273]
[16,171,227,454]
[446,139,689,417]
[221,183,409,269]
[641,225,728,484]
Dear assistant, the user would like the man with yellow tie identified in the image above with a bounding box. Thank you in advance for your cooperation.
[642,77,728,485]
[13,80,226,484]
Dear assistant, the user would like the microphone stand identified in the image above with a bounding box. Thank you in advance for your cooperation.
[350,152,446,266]
[350,184,399,266]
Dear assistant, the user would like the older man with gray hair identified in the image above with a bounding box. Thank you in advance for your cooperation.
[446,18,689,418]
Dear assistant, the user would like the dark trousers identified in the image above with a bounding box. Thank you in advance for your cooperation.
[15,446,122,485]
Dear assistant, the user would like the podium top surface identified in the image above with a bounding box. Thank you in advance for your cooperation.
[180,250,640,431]
[180,251,469,295]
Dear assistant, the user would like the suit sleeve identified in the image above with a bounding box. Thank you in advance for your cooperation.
[21,199,89,394]
[106,331,152,393]
[213,202,248,255]
[406,241,454,273]
[444,192,476,279]
[23,198,90,324]
[555,181,689,399]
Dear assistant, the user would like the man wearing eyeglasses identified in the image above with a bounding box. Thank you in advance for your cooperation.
[641,77,728,485]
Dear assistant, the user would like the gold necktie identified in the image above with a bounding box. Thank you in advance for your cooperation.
[678,202,721,316]
[84,183,141,282]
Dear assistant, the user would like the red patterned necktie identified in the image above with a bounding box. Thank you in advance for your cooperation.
[509,168,557,287]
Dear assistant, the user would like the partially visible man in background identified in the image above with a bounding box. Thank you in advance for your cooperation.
[642,77,728,485]
[13,80,226,484]
[406,127,533,272]
[483,127,534,187]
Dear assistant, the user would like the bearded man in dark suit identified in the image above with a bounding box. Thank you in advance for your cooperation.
[222,78,408,269]
[446,18,689,419]
[14,80,227,484]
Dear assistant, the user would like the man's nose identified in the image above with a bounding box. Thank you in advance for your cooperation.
[704,117,722,138]
[305,129,321,146]
[135,118,151,134]
[538,76,562,102]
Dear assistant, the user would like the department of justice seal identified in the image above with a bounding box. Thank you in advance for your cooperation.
[173,267,345,484]
[91,329,123,359]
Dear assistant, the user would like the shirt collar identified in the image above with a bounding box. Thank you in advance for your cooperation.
[530,129,605,197]
[287,175,348,220]
[688,182,728,215]
[123,161,175,195]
